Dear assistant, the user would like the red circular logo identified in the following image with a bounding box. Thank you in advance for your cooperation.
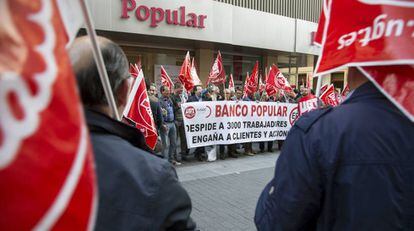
[184,106,196,119]
[289,106,299,126]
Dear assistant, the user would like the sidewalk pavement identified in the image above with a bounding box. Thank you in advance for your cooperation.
[176,151,280,231]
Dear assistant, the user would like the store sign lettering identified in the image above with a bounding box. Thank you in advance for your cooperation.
[121,0,207,29]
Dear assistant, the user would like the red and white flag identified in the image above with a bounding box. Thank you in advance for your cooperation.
[160,65,174,92]
[320,84,329,95]
[320,84,340,107]
[123,70,158,150]
[359,65,414,122]
[298,94,319,116]
[266,65,278,97]
[342,82,350,98]
[228,73,235,91]
[0,0,97,230]
[314,0,414,122]
[243,72,253,98]
[246,61,260,94]
[259,75,266,93]
[271,64,292,92]
[191,58,202,86]
[315,0,414,75]
[179,51,194,92]
[207,51,226,85]
[130,63,140,78]
[313,0,330,46]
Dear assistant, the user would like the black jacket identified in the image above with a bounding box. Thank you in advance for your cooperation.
[85,110,196,231]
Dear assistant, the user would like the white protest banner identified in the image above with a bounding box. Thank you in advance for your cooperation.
[182,101,299,148]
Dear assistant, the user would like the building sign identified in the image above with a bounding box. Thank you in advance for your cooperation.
[121,0,207,29]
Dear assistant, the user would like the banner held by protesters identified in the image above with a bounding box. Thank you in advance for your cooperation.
[182,101,298,148]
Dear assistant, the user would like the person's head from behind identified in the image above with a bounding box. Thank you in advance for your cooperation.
[69,36,131,117]
[192,85,203,97]
[160,85,170,98]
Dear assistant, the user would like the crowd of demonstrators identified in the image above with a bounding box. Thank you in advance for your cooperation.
[144,79,314,164]
[69,36,195,230]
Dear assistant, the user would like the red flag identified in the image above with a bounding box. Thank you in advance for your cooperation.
[160,65,174,92]
[191,58,202,86]
[179,51,194,92]
[315,0,414,75]
[320,84,329,95]
[129,63,140,78]
[342,82,350,98]
[314,0,330,46]
[243,72,252,98]
[265,65,278,97]
[314,0,414,122]
[259,75,266,93]
[320,84,340,106]
[228,73,235,91]
[123,70,158,150]
[306,73,313,88]
[0,0,97,230]
[298,94,319,116]
[271,64,292,92]
[359,65,414,122]
[250,61,259,90]
[207,51,226,85]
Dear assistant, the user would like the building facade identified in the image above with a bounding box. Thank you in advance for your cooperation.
[86,0,347,91]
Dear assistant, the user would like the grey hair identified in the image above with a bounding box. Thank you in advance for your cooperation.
[70,36,129,107]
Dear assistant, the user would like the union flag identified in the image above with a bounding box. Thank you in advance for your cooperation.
[0,0,97,229]
[160,65,174,92]
[123,70,158,150]
[207,51,226,85]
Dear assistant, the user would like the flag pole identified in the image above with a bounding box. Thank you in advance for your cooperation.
[79,0,120,121]
[315,75,323,97]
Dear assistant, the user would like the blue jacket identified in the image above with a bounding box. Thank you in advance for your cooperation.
[86,110,196,231]
[255,82,414,230]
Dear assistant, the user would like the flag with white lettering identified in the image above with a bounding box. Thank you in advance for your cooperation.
[314,0,414,122]
[320,84,340,106]
[314,0,414,75]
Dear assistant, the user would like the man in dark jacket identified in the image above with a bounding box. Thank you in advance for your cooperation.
[187,85,206,161]
[171,82,189,159]
[70,36,196,230]
[255,68,414,230]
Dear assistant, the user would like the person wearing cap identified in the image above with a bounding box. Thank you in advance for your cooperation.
[255,67,414,230]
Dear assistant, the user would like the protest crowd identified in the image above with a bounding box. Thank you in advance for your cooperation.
[1,0,413,230]
[138,55,350,166]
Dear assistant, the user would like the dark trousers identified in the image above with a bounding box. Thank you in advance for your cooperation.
[260,141,273,152]
[243,143,253,153]
[228,144,236,155]
[176,121,188,155]
[278,140,284,150]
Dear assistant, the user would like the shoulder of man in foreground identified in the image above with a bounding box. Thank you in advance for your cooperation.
[255,82,414,230]
[88,113,196,230]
